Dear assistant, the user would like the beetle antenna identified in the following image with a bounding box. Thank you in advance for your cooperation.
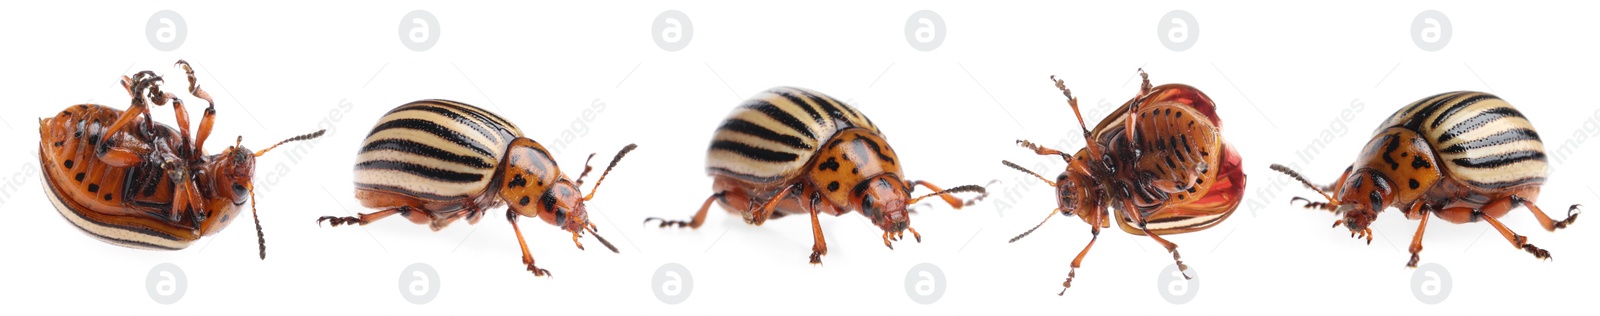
[582,143,638,201]
[1002,160,1058,186]
[250,183,265,260]
[1010,208,1059,243]
[586,226,619,253]
[907,184,987,205]
[1270,164,1338,206]
[254,129,327,157]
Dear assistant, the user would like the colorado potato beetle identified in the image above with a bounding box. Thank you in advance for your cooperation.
[1272,91,1579,267]
[39,60,325,259]
[1004,70,1246,295]
[644,87,989,264]
[318,100,635,276]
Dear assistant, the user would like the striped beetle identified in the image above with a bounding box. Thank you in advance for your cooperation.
[39,60,324,258]
[1273,91,1580,267]
[1005,70,1246,295]
[645,87,989,264]
[318,100,635,277]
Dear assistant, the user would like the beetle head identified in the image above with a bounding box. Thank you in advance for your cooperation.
[855,174,913,238]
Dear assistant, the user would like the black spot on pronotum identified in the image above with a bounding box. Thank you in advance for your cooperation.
[851,167,858,175]
[1409,179,1421,190]
[63,160,74,168]
[828,181,840,192]
[819,157,841,172]
[87,183,99,193]
[518,196,531,206]
[509,174,528,188]
[1381,133,1402,171]
[1412,156,1431,169]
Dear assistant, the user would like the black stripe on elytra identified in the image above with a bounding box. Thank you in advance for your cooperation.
[773,89,825,125]
[420,100,519,138]
[1440,128,1540,154]
[368,118,496,157]
[355,160,486,183]
[1400,92,1468,131]
[740,99,816,140]
[793,88,862,127]
[720,118,812,150]
[1438,107,1526,144]
[403,104,499,145]
[1451,150,1546,169]
[1390,91,1456,125]
[709,140,800,162]
[45,180,184,249]
[1429,94,1498,129]
[1465,177,1547,190]
[361,139,494,169]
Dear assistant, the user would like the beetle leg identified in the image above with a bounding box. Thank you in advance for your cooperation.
[317,206,411,227]
[507,210,551,277]
[745,183,800,226]
[1015,139,1071,163]
[645,192,723,229]
[174,60,217,151]
[95,97,153,168]
[1122,199,1188,278]
[1405,203,1430,268]
[1510,195,1580,232]
[1059,226,1100,296]
[809,202,829,264]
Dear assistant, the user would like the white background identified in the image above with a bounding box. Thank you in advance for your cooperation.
[2,1,1597,315]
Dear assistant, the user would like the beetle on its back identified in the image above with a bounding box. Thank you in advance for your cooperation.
[1274,91,1580,267]
[320,100,636,276]
[39,60,324,258]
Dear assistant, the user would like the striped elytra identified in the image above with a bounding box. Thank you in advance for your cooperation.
[646,87,989,265]
[1273,91,1579,269]
[1003,71,1246,295]
[323,99,636,277]
[38,60,324,259]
